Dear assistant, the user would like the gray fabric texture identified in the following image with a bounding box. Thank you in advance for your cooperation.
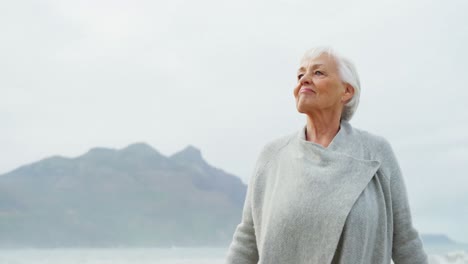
[225,120,428,264]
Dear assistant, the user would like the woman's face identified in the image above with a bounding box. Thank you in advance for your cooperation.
[293,53,351,116]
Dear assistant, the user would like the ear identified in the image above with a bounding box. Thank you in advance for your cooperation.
[341,83,355,104]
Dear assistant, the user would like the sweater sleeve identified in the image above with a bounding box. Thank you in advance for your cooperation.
[225,153,262,263]
[380,139,429,264]
[225,180,259,263]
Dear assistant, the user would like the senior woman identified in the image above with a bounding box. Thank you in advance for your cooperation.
[225,47,428,264]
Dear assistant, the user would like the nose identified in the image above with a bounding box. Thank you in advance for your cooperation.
[299,71,312,85]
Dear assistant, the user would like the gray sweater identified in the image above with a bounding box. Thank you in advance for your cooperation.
[225,120,428,264]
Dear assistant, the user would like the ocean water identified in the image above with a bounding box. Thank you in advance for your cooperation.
[428,251,468,264]
[0,247,467,264]
[0,247,226,264]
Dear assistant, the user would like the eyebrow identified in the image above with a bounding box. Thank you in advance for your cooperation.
[298,64,324,73]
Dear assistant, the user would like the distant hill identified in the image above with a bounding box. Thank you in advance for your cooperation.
[421,233,468,254]
[0,143,246,248]
[421,234,458,245]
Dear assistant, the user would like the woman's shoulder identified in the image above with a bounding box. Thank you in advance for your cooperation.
[258,132,296,160]
[249,131,297,174]
[348,124,398,162]
[350,125,401,178]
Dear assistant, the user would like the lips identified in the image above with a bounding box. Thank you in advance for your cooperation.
[299,88,315,94]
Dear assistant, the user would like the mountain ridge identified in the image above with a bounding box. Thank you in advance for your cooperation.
[0,142,246,248]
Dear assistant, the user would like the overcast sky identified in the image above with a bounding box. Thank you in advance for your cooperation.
[1,0,467,242]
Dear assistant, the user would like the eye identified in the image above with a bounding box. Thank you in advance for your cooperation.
[297,74,304,80]
[314,70,324,76]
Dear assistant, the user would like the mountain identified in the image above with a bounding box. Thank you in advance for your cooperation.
[0,143,246,248]
[421,234,458,245]
[420,234,468,254]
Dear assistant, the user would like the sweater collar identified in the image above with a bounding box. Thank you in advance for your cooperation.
[283,120,381,263]
[297,119,351,153]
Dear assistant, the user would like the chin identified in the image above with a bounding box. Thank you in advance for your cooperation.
[296,104,309,114]
[296,98,315,113]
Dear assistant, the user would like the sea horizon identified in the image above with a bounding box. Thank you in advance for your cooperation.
[0,246,467,264]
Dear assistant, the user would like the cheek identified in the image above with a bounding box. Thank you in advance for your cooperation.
[317,80,339,97]
[293,84,300,98]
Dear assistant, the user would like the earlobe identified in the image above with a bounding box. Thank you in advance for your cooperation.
[341,96,349,103]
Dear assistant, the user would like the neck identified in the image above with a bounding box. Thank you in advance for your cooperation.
[305,114,342,148]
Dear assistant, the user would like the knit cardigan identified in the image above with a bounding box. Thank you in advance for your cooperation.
[225,120,428,264]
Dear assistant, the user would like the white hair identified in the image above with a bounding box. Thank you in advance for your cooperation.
[300,46,361,121]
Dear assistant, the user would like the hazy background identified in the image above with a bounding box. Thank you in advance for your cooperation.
[1,0,467,243]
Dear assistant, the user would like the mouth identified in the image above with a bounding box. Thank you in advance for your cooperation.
[299,88,315,94]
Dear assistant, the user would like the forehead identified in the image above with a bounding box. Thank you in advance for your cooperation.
[298,53,338,71]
